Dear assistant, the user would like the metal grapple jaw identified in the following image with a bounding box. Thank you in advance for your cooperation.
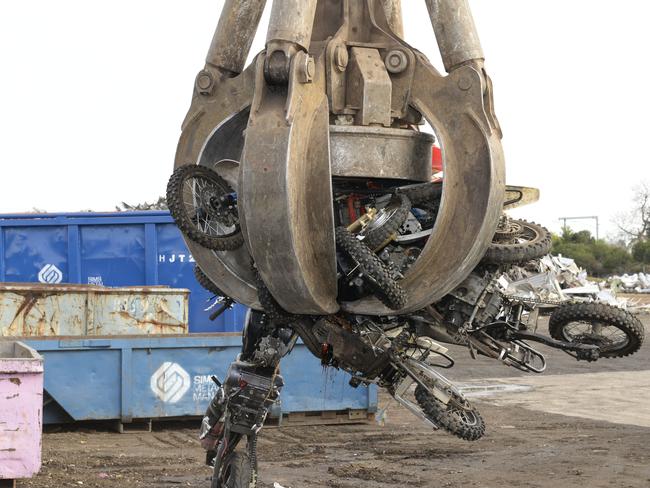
[173,0,505,317]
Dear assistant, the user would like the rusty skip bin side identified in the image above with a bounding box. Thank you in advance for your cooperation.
[0,284,189,337]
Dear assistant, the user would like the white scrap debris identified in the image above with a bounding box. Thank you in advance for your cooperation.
[607,273,650,294]
[538,255,589,288]
[501,254,650,312]
[562,284,601,296]
[596,289,624,307]
[504,271,565,302]
[274,483,289,488]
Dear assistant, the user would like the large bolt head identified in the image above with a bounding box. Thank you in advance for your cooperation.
[196,70,214,95]
[457,74,474,91]
[385,50,408,74]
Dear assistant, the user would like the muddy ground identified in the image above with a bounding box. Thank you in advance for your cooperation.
[22,315,650,488]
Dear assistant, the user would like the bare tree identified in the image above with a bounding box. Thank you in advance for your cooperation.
[615,182,650,243]
[116,197,168,212]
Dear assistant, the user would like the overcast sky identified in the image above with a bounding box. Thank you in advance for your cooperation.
[1,1,648,238]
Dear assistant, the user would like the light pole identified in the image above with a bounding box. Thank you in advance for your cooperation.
[559,216,600,241]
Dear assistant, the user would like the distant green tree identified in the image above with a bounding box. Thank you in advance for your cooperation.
[632,240,650,264]
[552,228,634,276]
[115,197,167,211]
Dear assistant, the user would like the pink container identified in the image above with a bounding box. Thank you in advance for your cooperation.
[0,341,43,481]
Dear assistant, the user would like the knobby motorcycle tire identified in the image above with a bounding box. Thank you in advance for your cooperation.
[167,164,244,251]
[212,452,254,488]
[397,182,443,206]
[194,265,227,297]
[362,193,412,251]
[241,310,268,360]
[482,220,552,265]
[254,271,293,324]
[335,227,407,310]
[548,302,645,358]
[414,385,486,441]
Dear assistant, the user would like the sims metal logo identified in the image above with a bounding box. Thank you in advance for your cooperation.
[150,362,191,403]
[38,264,63,284]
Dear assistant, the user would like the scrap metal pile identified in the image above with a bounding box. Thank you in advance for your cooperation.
[608,273,650,295]
[165,1,645,486]
[504,255,650,312]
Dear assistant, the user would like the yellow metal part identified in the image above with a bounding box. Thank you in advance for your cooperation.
[504,185,540,210]
[347,208,378,233]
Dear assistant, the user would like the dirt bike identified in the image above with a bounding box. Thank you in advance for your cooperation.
[333,181,643,369]
[199,312,294,488]
[417,270,645,373]
[198,309,484,488]
[190,179,644,488]
[294,316,485,441]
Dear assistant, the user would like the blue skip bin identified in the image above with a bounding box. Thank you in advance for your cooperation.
[0,211,247,333]
[1,211,378,425]
[23,335,377,425]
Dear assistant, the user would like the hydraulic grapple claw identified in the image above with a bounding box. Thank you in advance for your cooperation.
[172,0,505,316]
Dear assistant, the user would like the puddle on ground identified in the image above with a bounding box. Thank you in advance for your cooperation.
[459,383,534,398]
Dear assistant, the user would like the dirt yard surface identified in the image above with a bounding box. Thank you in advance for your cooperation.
[620,293,650,309]
[619,293,650,305]
[23,318,650,488]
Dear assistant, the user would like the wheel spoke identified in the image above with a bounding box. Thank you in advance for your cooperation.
[563,320,629,349]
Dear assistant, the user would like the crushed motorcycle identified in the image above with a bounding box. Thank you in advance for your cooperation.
[166,1,644,486]
[185,178,644,487]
